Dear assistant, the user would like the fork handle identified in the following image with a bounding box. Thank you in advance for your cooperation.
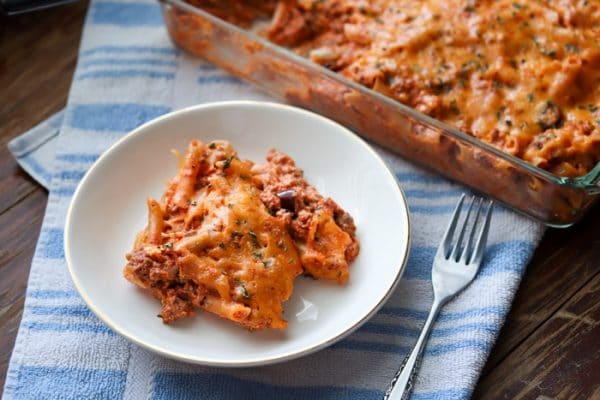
[383,299,444,400]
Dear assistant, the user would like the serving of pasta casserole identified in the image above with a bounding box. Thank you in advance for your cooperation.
[124,140,359,330]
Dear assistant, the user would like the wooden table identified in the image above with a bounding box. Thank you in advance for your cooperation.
[1,3,599,398]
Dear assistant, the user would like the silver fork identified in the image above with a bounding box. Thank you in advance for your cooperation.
[384,194,493,400]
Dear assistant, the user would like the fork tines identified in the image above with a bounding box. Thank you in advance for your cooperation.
[442,194,493,265]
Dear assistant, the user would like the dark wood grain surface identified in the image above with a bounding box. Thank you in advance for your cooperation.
[1,2,599,397]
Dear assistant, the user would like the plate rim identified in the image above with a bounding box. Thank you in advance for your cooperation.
[64,100,411,367]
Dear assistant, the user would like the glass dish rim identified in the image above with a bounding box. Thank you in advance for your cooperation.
[160,0,600,192]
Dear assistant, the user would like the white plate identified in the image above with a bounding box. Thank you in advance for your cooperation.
[65,101,410,367]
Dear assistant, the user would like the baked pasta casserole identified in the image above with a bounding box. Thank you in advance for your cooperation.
[124,140,359,330]
[186,0,600,177]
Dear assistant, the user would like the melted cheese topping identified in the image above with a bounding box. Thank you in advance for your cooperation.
[125,141,303,330]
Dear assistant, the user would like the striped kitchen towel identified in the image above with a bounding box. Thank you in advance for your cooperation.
[3,0,544,398]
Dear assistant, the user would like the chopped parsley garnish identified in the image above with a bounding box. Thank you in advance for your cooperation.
[588,104,598,113]
[248,231,260,248]
[222,156,234,170]
[261,260,271,268]
[496,106,506,120]
[527,93,534,103]
[449,100,461,115]
[565,43,580,53]
[208,142,216,149]
[218,242,225,249]
[236,281,251,299]
[512,2,522,9]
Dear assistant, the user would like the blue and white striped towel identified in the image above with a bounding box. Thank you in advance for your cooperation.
[4,1,544,398]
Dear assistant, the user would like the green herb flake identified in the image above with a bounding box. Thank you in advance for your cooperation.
[222,156,234,170]
[464,5,475,12]
[538,46,556,58]
[288,258,295,265]
[248,231,260,248]
[527,93,534,103]
[512,2,522,9]
[261,260,271,268]
[496,106,506,120]
[565,43,580,53]
[208,142,216,149]
[238,282,251,299]
[252,251,262,258]
[311,0,324,9]
[218,242,225,249]
[449,100,461,115]
[588,104,598,113]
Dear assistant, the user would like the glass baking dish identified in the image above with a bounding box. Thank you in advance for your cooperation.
[159,0,600,227]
